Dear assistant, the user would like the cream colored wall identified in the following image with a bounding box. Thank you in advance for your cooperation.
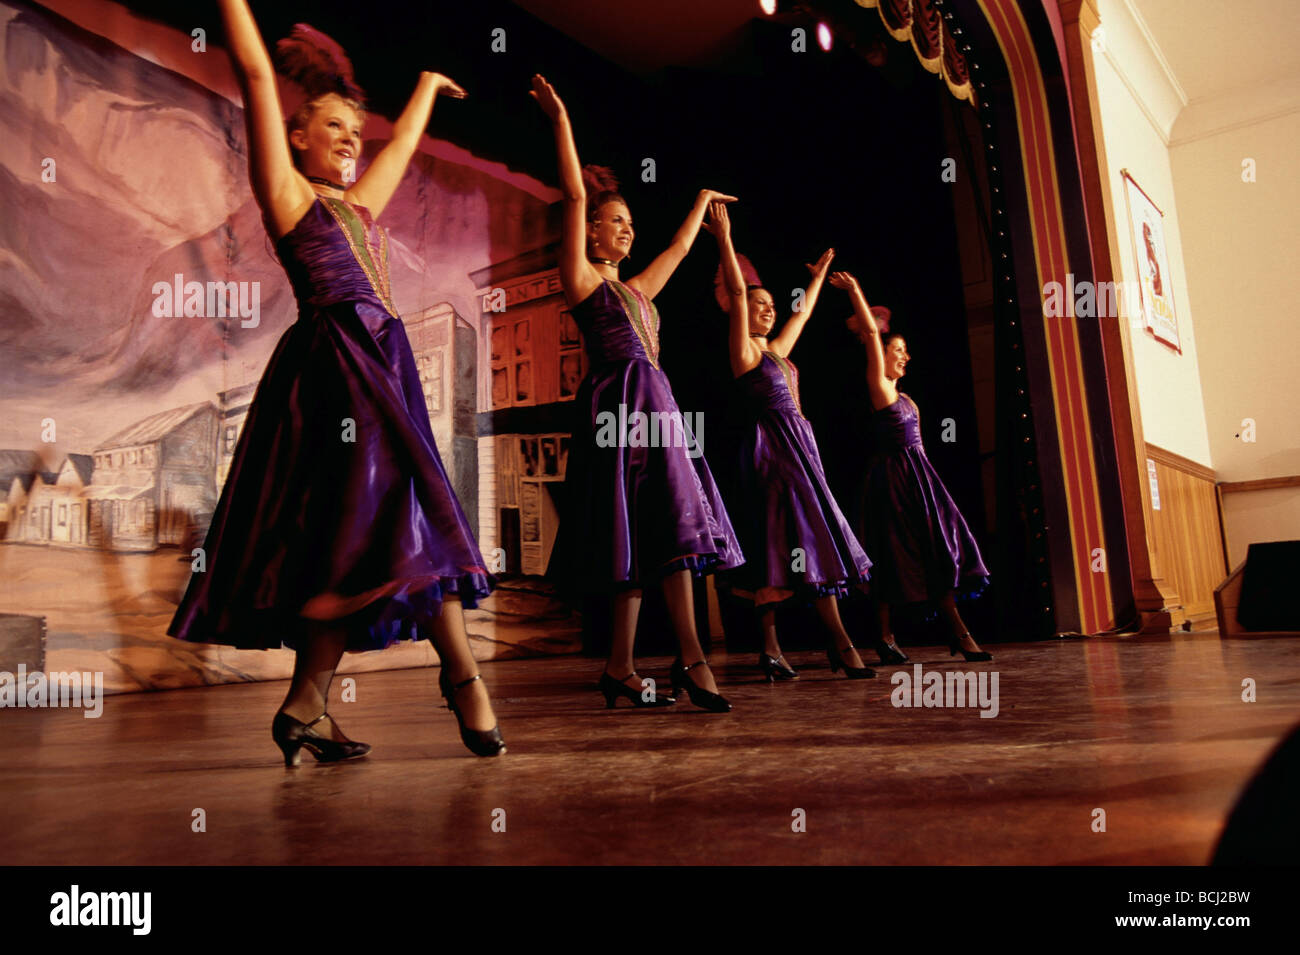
[1170,109,1300,558]
[1221,488,1300,570]
[1091,0,1213,466]
[1092,0,1300,569]
[1169,112,1300,483]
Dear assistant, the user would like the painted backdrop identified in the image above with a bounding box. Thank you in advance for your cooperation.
[0,0,578,693]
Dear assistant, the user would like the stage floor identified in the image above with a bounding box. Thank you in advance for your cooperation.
[4,632,1297,865]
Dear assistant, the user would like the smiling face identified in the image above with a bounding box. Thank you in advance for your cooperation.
[747,287,776,336]
[587,199,634,262]
[884,334,910,381]
[289,94,364,184]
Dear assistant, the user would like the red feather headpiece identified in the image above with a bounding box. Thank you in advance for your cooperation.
[273,23,366,101]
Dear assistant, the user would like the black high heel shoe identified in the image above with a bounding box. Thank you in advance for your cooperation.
[271,711,371,767]
[826,643,876,679]
[758,653,799,682]
[439,668,507,757]
[873,640,909,665]
[671,659,732,713]
[599,671,677,708]
[949,634,993,662]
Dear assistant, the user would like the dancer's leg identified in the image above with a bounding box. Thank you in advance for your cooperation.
[605,588,644,691]
[759,608,781,658]
[875,601,907,659]
[662,569,719,694]
[938,591,987,653]
[279,620,350,740]
[814,595,867,670]
[429,596,499,732]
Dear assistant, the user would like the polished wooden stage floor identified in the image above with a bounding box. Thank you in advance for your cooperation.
[4,632,1297,865]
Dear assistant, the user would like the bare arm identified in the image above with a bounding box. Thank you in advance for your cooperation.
[703,203,761,377]
[530,75,601,307]
[829,271,896,411]
[626,189,736,300]
[348,72,465,218]
[219,0,312,237]
[769,248,835,358]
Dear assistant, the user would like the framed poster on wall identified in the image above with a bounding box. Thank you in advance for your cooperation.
[1121,169,1181,352]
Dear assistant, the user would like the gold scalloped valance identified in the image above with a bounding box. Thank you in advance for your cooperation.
[855,0,977,105]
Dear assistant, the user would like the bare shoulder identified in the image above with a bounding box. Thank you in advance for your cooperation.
[733,349,763,378]
[565,271,607,309]
[869,384,900,413]
[622,273,649,297]
[264,173,319,241]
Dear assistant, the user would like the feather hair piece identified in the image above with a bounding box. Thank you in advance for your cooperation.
[273,23,366,101]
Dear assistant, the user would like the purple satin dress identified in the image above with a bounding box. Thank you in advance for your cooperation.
[548,279,743,591]
[865,393,988,605]
[167,196,490,651]
[728,351,871,608]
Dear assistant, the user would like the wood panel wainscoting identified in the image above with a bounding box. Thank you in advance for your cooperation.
[1144,445,1227,626]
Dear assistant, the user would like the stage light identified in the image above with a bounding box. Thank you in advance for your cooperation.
[759,0,778,14]
[817,22,832,51]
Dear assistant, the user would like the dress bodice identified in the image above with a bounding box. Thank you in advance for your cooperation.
[568,279,661,368]
[872,393,924,451]
[274,196,398,318]
[736,351,804,419]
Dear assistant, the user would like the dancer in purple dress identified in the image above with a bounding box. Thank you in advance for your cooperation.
[168,0,505,761]
[706,204,875,680]
[530,75,743,712]
[832,271,992,662]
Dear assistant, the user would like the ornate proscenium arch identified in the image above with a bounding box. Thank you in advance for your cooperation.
[941,0,1135,636]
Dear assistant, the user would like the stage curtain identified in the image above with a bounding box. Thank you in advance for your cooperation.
[855,0,977,106]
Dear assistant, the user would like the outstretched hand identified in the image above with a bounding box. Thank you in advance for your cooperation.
[698,189,738,207]
[831,271,870,342]
[702,200,732,241]
[807,248,835,280]
[430,73,467,98]
[529,74,565,120]
[828,271,862,294]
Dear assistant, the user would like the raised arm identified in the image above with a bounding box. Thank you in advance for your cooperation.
[348,72,465,217]
[703,203,762,377]
[219,0,311,236]
[625,189,736,301]
[530,75,601,307]
[829,271,896,411]
[768,248,835,358]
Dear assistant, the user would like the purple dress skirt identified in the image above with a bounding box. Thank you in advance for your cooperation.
[547,279,743,592]
[167,196,491,652]
[864,393,988,606]
[725,352,871,609]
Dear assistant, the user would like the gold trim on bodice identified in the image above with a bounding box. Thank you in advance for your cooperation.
[608,280,661,369]
[318,196,398,318]
[764,350,805,419]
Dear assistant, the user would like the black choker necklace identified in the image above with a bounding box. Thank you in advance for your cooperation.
[589,257,619,267]
[308,176,346,192]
